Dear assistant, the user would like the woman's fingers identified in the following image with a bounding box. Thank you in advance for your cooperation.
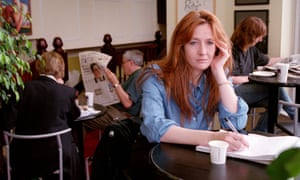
[222,131,249,151]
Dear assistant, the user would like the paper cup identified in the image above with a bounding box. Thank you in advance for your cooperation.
[275,63,289,82]
[85,92,94,107]
[257,66,264,71]
[208,140,229,165]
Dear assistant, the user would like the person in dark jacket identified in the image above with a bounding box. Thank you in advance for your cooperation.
[231,16,295,132]
[5,51,83,180]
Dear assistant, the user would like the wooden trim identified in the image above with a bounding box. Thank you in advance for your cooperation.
[235,0,269,5]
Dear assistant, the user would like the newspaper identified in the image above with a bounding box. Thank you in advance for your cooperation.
[78,51,120,106]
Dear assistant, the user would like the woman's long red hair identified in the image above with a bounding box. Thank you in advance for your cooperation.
[140,10,232,125]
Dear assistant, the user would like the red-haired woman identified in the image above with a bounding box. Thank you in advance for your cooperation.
[139,10,249,151]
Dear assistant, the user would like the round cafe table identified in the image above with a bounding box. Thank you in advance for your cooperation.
[248,75,300,134]
[150,143,270,180]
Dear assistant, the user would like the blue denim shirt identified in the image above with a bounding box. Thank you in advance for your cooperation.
[140,70,249,143]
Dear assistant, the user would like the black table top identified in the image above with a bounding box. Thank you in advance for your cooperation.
[248,75,300,87]
[150,143,270,180]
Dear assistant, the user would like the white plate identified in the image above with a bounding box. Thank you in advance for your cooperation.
[289,68,300,74]
[264,66,277,71]
[288,73,300,79]
[250,71,276,77]
[289,64,300,69]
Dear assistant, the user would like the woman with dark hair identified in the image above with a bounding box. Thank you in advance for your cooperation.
[231,16,295,132]
[139,10,249,151]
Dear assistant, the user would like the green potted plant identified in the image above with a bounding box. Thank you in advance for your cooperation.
[0,0,35,108]
[267,148,300,180]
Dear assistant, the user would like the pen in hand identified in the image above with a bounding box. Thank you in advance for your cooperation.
[225,118,249,150]
[224,117,239,133]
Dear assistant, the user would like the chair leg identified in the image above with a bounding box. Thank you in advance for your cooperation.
[253,108,257,129]
[85,157,91,180]
[3,135,11,180]
[294,108,299,136]
[249,108,257,130]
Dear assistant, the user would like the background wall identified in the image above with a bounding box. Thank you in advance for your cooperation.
[28,0,297,56]
[29,0,159,50]
[167,0,297,58]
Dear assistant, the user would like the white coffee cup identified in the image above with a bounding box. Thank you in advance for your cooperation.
[85,92,94,107]
[275,63,289,82]
[208,140,229,165]
[257,66,264,71]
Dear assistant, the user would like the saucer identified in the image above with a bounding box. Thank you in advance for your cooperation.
[250,71,276,77]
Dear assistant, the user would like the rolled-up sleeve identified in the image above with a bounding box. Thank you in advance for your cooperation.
[218,96,249,130]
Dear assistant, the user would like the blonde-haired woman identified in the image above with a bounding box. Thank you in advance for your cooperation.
[6,51,83,179]
[140,10,249,151]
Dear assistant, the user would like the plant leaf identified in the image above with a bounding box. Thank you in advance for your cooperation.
[0,2,35,104]
[267,148,300,180]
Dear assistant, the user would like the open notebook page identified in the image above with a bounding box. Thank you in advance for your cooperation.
[195,133,300,164]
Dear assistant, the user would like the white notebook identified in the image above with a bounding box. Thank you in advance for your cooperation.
[195,133,300,164]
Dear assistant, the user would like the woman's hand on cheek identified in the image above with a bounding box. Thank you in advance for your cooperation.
[211,42,229,71]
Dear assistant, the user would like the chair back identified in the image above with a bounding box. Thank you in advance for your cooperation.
[3,128,71,180]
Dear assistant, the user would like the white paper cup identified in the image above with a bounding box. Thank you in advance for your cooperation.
[85,92,94,107]
[257,66,264,71]
[208,140,229,165]
[275,63,289,82]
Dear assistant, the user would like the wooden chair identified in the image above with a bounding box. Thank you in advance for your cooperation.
[53,36,69,82]
[248,107,260,129]
[247,104,266,130]
[36,38,48,55]
[101,33,117,74]
[3,128,71,180]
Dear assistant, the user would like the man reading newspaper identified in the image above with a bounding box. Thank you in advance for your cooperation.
[79,50,144,130]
